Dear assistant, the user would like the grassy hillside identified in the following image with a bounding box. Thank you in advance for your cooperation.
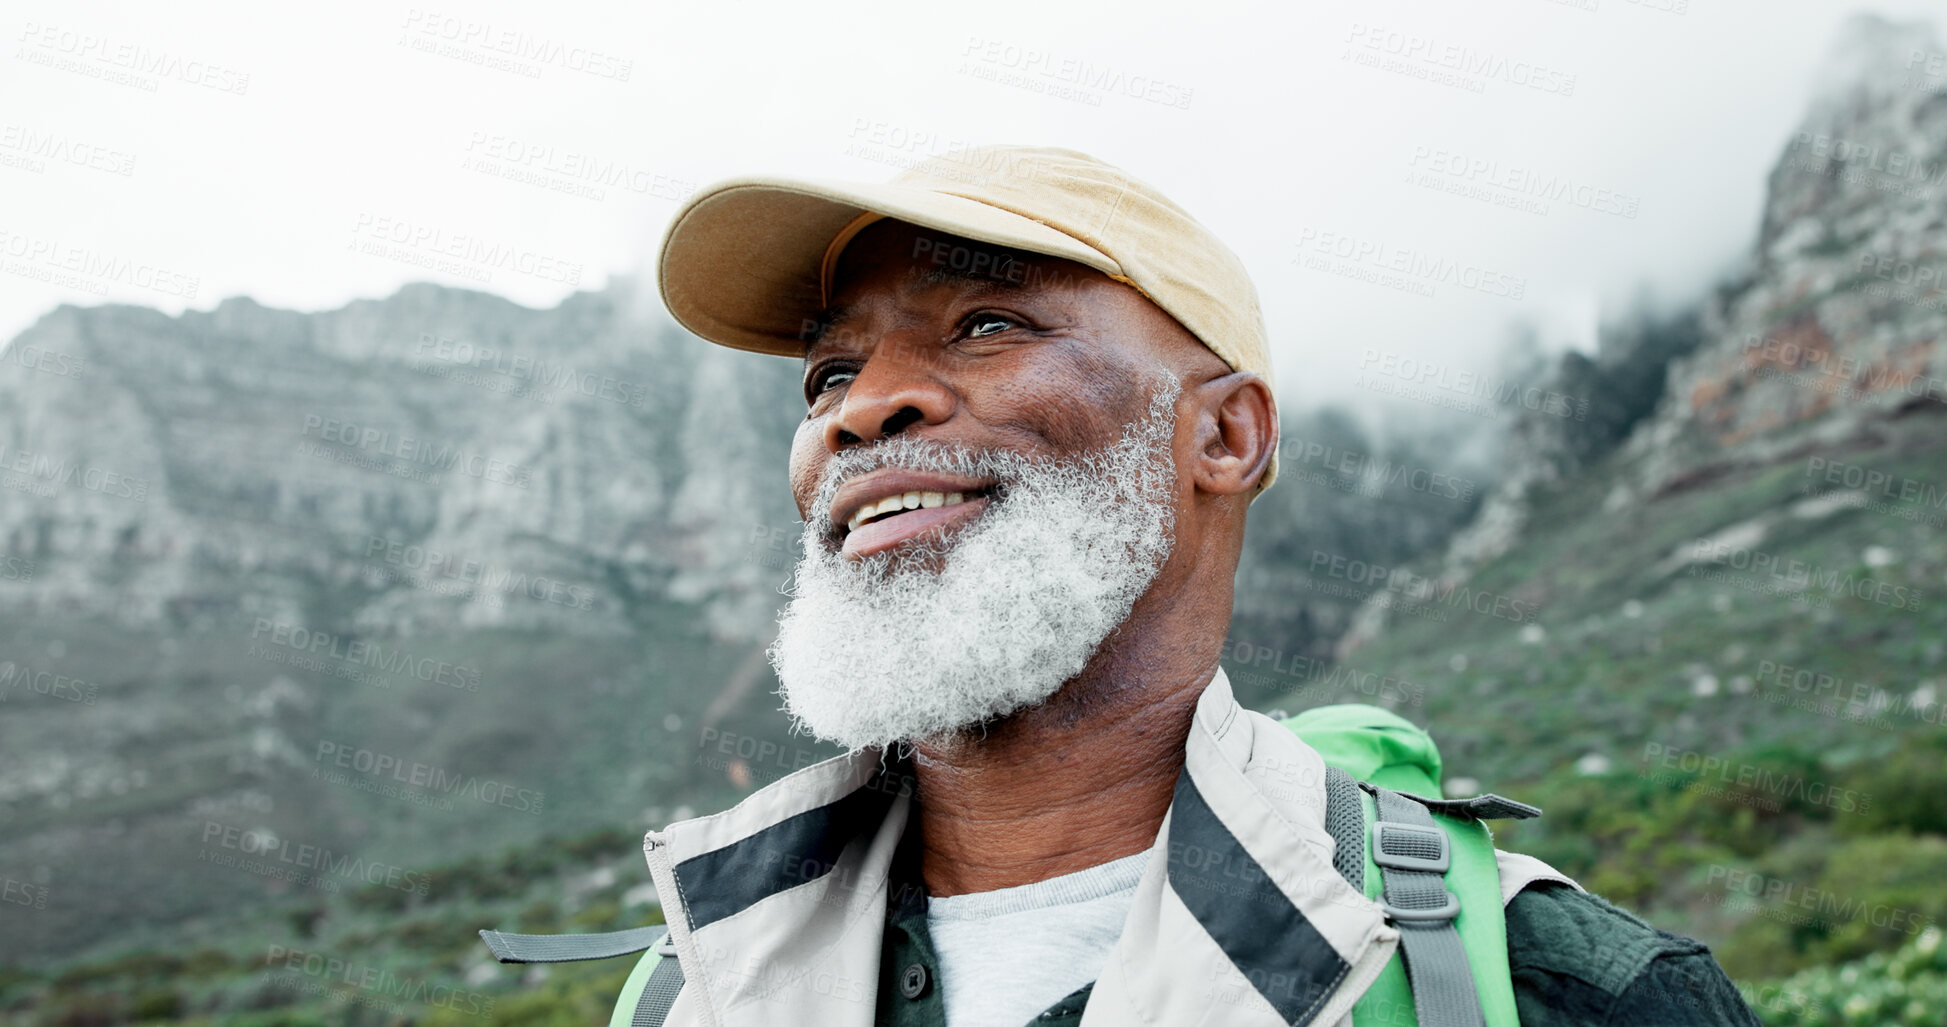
[0,599,837,971]
[0,826,660,1026]
[1276,403,1947,1009]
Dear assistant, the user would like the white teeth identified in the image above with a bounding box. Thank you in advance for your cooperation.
[844,489,976,533]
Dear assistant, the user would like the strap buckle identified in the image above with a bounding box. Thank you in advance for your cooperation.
[653,930,677,958]
[1382,890,1462,923]
[1372,821,1450,874]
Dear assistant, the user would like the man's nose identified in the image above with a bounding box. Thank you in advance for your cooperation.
[823,337,954,451]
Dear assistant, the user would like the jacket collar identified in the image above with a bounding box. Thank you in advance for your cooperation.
[641,668,1397,1027]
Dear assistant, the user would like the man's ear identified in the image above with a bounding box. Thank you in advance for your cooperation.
[1188,372,1277,498]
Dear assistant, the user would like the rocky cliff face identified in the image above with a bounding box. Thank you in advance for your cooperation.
[0,283,807,644]
[1340,14,1947,653]
[0,283,825,963]
[0,276,1484,689]
[1618,14,1947,501]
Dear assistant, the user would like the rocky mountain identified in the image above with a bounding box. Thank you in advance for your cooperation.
[1618,13,1947,502]
[0,283,825,964]
[0,280,1481,965]
[0,284,808,643]
[1340,13,1947,652]
[1289,33,1947,995]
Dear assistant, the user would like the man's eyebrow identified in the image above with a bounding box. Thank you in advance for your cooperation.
[803,304,854,356]
[805,258,1057,358]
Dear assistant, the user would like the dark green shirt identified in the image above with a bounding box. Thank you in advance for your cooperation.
[873,838,1758,1027]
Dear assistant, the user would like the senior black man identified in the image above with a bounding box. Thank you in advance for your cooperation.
[621,145,1757,1027]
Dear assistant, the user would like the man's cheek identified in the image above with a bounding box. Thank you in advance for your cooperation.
[788,424,828,518]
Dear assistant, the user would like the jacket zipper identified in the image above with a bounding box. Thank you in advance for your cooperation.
[642,829,720,1027]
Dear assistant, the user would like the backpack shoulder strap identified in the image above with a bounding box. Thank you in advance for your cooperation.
[1320,768,1532,1027]
[608,931,685,1027]
[479,925,663,963]
[474,925,686,1026]
[1367,785,1492,1027]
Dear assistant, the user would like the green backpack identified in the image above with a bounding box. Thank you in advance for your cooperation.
[478,703,1540,1027]
[1291,703,1538,1027]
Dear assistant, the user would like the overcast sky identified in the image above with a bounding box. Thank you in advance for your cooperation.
[5,0,1944,411]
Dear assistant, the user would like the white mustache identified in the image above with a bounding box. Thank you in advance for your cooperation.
[808,438,1029,538]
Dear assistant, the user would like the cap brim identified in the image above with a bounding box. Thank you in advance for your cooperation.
[657,175,1125,358]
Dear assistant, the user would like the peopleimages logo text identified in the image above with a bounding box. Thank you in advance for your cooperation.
[16,21,251,94]
[1279,438,1478,502]
[314,741,544,814]
[400,9,632,81]
[1218,638,1425,707]
[412,332,652,411]
[0,661,99,704]
[1641,744,1870,813]
[1357,348,1587,420]
[1706,867,1932,935]
[299,415,532,488]
[263,945,495,1016]
[0,443,149,501]
[200,822,429,895]
[1309,551,1537,623]
[249,619,481,692]
[364,536,595,611]
[1753,659,1942,727]
[1684,538,1923,611]
[1804,456,1947,512]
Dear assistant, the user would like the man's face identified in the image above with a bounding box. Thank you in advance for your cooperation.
[788,220,1193,564]
[767,220,1205,750]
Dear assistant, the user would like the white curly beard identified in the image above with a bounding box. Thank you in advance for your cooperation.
[769,377,1182,752]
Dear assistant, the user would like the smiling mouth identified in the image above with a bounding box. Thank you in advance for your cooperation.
[837,484,1001,559]
[844,488,994,534]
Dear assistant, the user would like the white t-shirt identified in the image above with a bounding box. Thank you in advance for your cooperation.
[926,850,1151,1027]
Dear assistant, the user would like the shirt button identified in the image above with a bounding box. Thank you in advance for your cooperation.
[899,963,930,999]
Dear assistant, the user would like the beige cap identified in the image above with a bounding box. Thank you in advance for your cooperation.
[657,144,1278,492]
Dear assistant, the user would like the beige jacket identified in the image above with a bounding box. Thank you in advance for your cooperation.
[641,668,1572,1027]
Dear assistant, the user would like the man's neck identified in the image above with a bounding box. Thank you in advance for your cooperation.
[908,595,1225,897]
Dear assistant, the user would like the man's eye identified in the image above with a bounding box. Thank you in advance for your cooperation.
[967,315,1015,338]
[812,368,856,394]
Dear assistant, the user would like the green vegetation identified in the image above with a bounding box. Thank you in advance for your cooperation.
[0,827,660,1026]
[1496,730,1947,981]
[1740,927,1947,1026]
[1229,412,1947,1021]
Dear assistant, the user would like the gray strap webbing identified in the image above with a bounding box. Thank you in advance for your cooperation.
[1373,788,1486,1027]
[1392,792,1542,822]
[632,932,685,1027]
[478,925,663,964]
[1322,766,1366,893]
